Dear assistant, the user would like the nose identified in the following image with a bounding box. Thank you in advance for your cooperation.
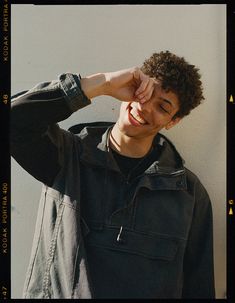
[134,100,153,114]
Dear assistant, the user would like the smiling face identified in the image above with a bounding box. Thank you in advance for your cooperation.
[116,82,181,142]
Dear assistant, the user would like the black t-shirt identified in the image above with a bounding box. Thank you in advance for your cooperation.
[111,146,159,180]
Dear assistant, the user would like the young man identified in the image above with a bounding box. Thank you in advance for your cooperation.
[11,51,215,299]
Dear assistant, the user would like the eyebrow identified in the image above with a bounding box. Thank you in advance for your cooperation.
[160,97,174,108]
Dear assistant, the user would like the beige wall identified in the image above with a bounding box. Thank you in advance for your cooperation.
[11,5,226,298]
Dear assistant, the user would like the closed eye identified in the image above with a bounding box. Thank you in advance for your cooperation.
[160,105,170,114]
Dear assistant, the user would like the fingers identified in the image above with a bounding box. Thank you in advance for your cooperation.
[106,66,156,103]
[135,74,149,96]
[134,72,156,103]
[138,79,155,103]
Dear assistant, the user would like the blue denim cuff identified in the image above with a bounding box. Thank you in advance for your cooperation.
[59,73,91,112]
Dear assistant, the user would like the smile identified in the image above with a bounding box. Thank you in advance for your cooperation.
[128,104,148,126]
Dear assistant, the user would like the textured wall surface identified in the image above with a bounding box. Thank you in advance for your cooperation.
[11,5,226,298]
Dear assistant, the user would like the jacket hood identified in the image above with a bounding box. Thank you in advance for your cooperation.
[68,121,185,177]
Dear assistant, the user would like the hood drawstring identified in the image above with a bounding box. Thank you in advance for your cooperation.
[103,150,124,243]
[101,150,109,229]
[103,128,126,244]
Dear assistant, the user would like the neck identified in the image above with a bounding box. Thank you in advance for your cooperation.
[110,123,154,158]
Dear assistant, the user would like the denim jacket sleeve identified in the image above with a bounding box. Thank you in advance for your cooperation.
[11,73,91,186]
[182,178,215,298]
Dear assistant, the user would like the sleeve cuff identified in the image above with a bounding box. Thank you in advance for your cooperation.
[59,73,91,112]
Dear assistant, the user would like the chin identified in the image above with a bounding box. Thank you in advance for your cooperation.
[117,120,149,139]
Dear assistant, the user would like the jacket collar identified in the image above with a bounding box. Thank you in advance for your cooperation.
[69,122,187,190]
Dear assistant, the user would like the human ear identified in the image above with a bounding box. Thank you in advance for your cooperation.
[165,117,181,130]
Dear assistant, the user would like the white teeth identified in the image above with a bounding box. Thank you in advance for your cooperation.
[130,108,146,124]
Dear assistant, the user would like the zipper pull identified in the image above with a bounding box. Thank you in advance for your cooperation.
[116,226,124,243]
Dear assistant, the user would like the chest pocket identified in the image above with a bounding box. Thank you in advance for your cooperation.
[85,225,178,261]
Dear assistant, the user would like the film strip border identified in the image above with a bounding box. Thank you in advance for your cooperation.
[0,0,10,300]
[227,1,235,301]
[0,0,234,301]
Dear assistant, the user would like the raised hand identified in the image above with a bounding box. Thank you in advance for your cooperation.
[104,67,156,103]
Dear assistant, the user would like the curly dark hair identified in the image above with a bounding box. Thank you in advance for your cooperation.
[140,51,204,118]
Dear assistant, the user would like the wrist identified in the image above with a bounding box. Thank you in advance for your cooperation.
[80,73,110,99]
